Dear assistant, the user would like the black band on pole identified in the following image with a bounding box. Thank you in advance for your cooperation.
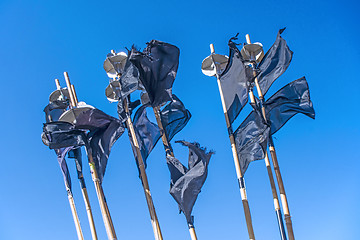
[79,177,86,189]
[276,209,287,240]
[238,177,245,189]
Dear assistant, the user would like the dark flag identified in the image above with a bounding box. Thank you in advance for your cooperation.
[75,108,125,182]
[131,104,162,168]
[160,94,191,141]
[219,38,254,124]
[129,40,180,107]
[234,106,270,175]
[167,141,214,225]
[43,100,69,123]
[55,147,76,192]
[116,59,141,122]
[257,28,293,96]
[68,147,84,182]
[264,76,315,134]
[235,77,315,175]
[43,121,87,150]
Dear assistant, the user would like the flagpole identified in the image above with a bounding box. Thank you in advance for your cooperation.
[153,106,199,240]
[66,186,85,240]
[249,88,287,240]
[210,44,256,240]
[245,34,295,240]
[64,72,118,240]
[123,97,163,240]
[55,78,97,240]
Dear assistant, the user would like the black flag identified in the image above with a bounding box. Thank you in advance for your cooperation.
[75,108,125,182]
[264,76,315,134]
[234,106,270,175]
[130,104,161,168]
[67,147,84,182]
[257,28,293,96]
[129,40,180,107]
[43,121,87,150]
[219,38,254,124]
[160,95,191,141]
[55,147,75,192]
[235,77,315,175]
[167,141,214,225]
[116,58,142,122]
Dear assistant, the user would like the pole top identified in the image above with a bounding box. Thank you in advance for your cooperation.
[245,34,251,44]
[210,44,215,54]
[55,79,61,90]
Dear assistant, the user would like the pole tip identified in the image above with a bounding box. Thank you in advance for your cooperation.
[210,44,215,54]
[55,79,61,90]
[245,34,251,44]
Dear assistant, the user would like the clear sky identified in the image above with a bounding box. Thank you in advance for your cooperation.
[0,0,359,239]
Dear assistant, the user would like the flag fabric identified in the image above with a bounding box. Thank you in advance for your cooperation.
[257,28,293,96]
[234,106,270,175]
[263,76,315,135]
[116,58,142,122]
[160,94,191,141]
[234,77,315,175]
[67,147,83,180]
[129,40,180,107]
[43,100,69,123]
[130,104,161,169]
[219,38,254,124]
[167,141,214,225]
[43,121,87,150]
[75,108,125,182]
[55,147,75,193]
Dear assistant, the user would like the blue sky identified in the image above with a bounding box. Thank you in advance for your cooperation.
[0,0,359,239]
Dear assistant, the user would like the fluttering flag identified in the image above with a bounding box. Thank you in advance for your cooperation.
[234,107,270,175]
[256,28,293,96]
[55,146,76,192]
[263,76,315,134]
[160,94,191,141]
[43,121,87,150]
[75,108,125,183]
[130,104,161,168]
[43,100,69,123]
[235,77,315,175]
[67,147,84,183]
[219,38,254,124]
[167,141,214,225]
[129,40,180,107]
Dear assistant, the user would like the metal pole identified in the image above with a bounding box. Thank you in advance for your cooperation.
[153,106,198,240]
[245,34,295,240]
[63,73,117,240]
[210,44,256,240]
[123,98,163,240]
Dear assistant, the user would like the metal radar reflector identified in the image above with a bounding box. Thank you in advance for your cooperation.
[201,53,228,76]
[59,102,95,124]
[103,51,128,78]
[49,88,70,102]
[105,81,121,102]
[240,42,264,63]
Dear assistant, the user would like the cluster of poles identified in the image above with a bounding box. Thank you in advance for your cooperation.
[42,29,314,240]
[207,37,294,240]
